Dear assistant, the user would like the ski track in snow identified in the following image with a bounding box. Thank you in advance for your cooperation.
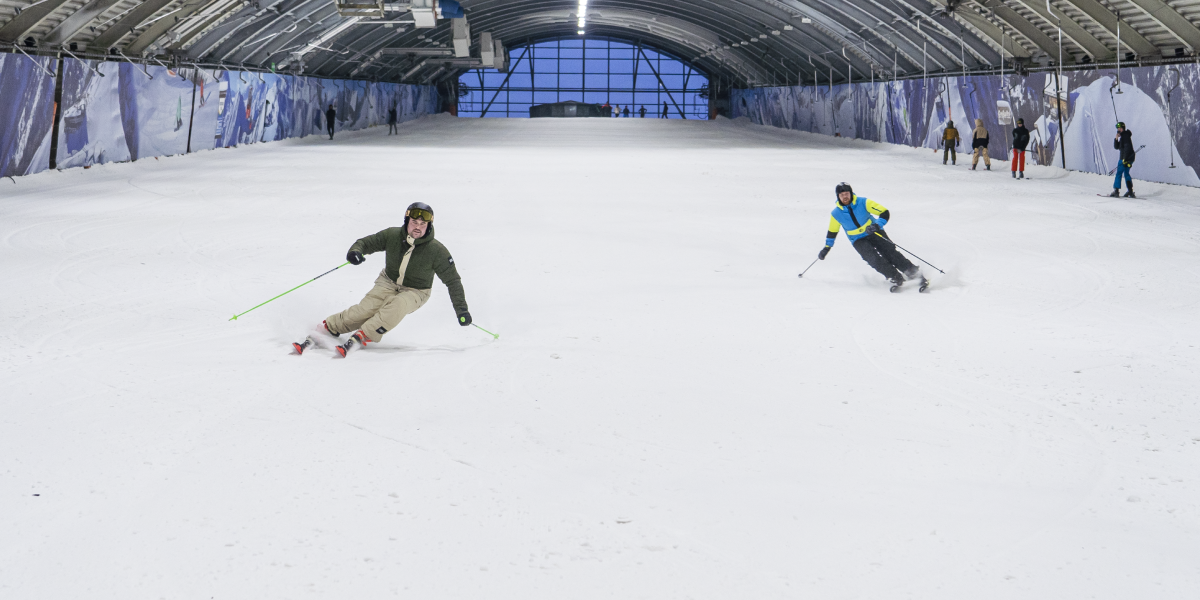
[2,115,1199,599]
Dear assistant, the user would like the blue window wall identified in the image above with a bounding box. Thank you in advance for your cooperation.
[458,38,709,118]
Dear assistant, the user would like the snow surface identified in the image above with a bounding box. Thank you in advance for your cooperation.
[2,115,1199,599]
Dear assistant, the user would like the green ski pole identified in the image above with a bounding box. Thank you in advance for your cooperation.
[229,262,350,321]
[472,323,499,339]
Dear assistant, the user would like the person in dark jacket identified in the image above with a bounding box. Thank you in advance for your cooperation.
[971,118,991,170]
[638,105,647,118]
[1110,122,1136,197]
[326,104,336,140]
[622,106,630,118]
[1011,118,1030,179]
[660,101,669,118]
[309,202,471,357]
[387,106,398,135]
[942,121,960,165]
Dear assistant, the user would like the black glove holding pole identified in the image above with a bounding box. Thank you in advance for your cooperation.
[864,223,880,235]
[457,311,472,326]
[347,250,365,265]
[818,247,830,260]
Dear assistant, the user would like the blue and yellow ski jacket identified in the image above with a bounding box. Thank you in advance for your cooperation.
[825,194,891,247]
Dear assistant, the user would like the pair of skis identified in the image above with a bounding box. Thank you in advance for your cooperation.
[892,277,930,293]
[291,331,364,358]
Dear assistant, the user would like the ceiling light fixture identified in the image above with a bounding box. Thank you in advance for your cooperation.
[577,0,588,33]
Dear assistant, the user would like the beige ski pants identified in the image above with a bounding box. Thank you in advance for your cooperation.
[326,270,431,342]
[972,147,991,167]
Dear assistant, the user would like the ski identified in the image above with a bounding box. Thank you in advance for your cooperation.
[292,336,315,355]
[890,282,903,293]
[919,278,930,293]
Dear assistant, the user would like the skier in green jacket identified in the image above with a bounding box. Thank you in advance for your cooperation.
[293,202,470,357]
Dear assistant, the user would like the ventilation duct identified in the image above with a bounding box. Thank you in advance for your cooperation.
[479,32,494,67]
[452,17,470,58]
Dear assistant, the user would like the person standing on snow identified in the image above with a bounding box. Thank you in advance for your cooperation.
[1109,122,1136,198]
[295,202,471,357]
[387,106,398,135]
[660,102,669,118]
[326,104,336,140]
[1011,118,1030,179]
[622,106,630,118]
[942,121,960,165]
[638,105,647,118]
[816,183,927,292]
[971,118,991,170]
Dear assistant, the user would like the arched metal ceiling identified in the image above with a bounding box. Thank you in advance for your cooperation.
[2,0,1198,86]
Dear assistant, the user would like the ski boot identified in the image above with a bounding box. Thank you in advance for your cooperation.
[292,336,316,355]
[986,164,991,171]
[918,276,930,293]
[336,330,371,357]
[889,277,905,293]
[1012,171,1016,178]
[1124,188,1136,198]
[1107,189,1120,198]
[1019,171,1024,179]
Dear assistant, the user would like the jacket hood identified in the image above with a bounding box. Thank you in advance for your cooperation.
[975,118,983,127]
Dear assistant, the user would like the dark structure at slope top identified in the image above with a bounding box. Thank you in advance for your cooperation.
[529,101,609,118]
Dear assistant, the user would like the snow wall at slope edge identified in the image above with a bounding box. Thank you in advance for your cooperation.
[731,63,1200,188]
[0,53,439,178]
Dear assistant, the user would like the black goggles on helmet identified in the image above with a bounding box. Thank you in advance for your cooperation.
[406,207,434,222]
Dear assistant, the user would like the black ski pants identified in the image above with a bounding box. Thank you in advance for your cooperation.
[852,230,916,281]
[943,144,956,164]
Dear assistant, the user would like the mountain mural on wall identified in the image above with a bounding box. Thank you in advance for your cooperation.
[1,55,439,177]
[732,63,1200,188]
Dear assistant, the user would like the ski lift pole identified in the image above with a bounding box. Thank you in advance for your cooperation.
[1167,68,1180,168]
[229,262,350,321]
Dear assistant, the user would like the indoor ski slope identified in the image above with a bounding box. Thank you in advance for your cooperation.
[2,115,1198,599]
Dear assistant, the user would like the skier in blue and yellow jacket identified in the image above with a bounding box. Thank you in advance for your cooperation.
[817,182,925,290]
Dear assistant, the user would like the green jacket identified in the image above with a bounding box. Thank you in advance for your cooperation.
[349,224,468,313]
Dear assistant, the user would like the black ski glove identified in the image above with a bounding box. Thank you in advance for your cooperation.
[864,223,880,235]
[818,247,830,260]
[457,311,472,327]
[347,250,365,265]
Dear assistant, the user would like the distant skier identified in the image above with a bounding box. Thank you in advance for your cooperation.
[638,105,647,118]
[942,121,960,165]
[1109,122,1136,197]
[971,118,991,170]
[622,106,630,118]
[326,104,336,140]
[660,101,669,118]
[387,106,398,135]
[613,105,621,118]
[294,202,471,357]
[817,182,926,292]
[1011,118,1029,179]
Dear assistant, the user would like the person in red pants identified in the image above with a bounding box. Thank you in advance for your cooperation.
[1011,118,1029,179]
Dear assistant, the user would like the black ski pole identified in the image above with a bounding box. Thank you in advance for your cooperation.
[1107,144,1144,175]
[873,233,945,274]
[797,258,819,278]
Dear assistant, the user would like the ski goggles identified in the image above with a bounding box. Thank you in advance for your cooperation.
[406,207,434,222]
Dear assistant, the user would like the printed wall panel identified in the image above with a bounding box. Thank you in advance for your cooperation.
[0,53,56,178]
[732,63,1200,188]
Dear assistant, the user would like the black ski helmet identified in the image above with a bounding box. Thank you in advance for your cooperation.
[835,182,854,198]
